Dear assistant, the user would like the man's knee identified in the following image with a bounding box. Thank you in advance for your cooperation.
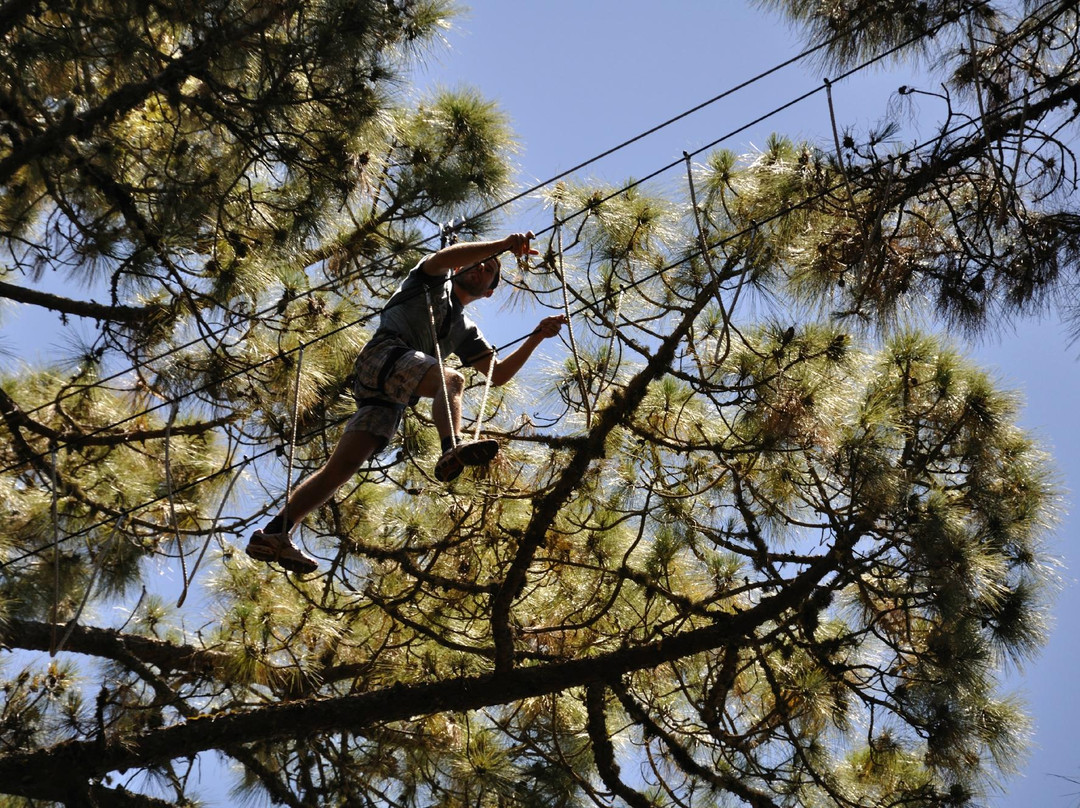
[417,363,462,399]
[441,367,464,397]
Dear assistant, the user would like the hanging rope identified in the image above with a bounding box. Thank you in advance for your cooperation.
[425,221,468,449]
[554,210,592,429]
[177,457,248,608]
[282,345,305,532]
[56,515,125,654]
[426,287,458,449]
[49,442,60,656]
[473,349,497,443]
[163,399,188,596]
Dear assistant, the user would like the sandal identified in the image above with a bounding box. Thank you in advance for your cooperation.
[245,530,319,574]
[434,439,500,483]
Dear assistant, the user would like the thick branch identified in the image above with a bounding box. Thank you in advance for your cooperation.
[1,618,372,696]
[1,618,230,676]
[610,680,782,808]
[0,533,857,801]
[0,385,232,449]
[894,77,1080,207]
[0,280,166,325]
[585,684,653,808]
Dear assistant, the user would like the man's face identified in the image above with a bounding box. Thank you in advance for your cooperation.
[456,258,499,297]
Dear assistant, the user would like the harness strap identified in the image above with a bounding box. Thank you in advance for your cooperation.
[354,396,406,410]
[376,343,414,392]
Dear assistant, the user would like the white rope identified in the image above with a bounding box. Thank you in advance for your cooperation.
[554,212,592,429]
[282,345,305,529]
[426,286,457,448]
[473,349,497,443]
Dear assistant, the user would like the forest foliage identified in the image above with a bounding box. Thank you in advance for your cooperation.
[0,1,1077,806]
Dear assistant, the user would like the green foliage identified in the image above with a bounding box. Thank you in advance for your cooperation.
[0,1,1070,807]
[755,0,1080,338]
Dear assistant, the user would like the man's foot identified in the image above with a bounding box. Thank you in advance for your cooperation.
[434,439,500,483]
[245,530,319,574]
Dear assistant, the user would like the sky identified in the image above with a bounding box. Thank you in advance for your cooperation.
[410,2,1080,807]
[1,2,1077,805]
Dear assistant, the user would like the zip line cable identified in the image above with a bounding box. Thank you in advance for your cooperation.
[3,4,950,432]
[2,83,1037,570]
[0,4,980,477]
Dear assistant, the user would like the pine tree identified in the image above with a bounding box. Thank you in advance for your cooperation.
[0,1,1070,807]
[754,0,1080,338]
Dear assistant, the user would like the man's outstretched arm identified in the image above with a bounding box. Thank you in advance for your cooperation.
[422,231,536,276]
[474,315,568,387]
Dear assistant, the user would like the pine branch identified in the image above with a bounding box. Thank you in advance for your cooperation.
[0,392,212,537]
[0,3,300,185]
[894,78,1080,206]
[0,618,231,677]
[489,252,746,673]
[0,385,233,448]
[0,537,859,801]
[610,680,783,808]
[0,280,167,325]
[585,684,653,808]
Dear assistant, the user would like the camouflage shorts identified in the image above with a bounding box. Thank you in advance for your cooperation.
[344,335,436,443]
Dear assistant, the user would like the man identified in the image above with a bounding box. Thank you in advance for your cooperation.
[246,231,567,573]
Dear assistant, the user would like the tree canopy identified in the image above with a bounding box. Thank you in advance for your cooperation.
[0,1,1074,806]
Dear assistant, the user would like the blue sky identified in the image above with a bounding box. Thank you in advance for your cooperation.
[0,2,1075,804]
[413,2,1080,806]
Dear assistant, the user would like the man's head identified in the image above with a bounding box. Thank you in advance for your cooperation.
[454,256,501,298]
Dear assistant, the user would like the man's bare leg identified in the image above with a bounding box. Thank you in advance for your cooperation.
[277,429,384,527]
[415,363,464,442]
[247,429,383,572]
[413,363,499,481]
